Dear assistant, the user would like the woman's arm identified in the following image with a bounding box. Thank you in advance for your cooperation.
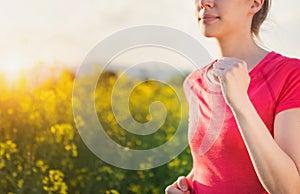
[232,98,300,193]
[212,58,300,193]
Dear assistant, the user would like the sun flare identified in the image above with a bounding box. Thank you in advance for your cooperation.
[0,58,24,83]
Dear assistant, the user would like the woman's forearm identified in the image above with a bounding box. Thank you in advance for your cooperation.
[231,97,300,193]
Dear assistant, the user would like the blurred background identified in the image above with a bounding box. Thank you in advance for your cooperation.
[0,0,299,193]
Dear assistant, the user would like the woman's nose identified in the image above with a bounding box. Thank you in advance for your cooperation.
[198,0,214,9]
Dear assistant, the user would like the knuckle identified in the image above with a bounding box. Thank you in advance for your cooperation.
[239,62,245,68]
[165,185,173,193]
[232,62,245,71]
[240,61,247,68]
[177,178,183,187]
[223,71,232,80]
[232,65,240,72]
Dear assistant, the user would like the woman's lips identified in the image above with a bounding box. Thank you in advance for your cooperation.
[199,14,220,23]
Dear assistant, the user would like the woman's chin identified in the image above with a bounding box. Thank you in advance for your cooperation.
[202,33,217,38]
[200,30,218,38]
[199,26,219,38]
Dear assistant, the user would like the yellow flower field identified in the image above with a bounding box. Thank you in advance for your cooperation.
[0,68,192,193]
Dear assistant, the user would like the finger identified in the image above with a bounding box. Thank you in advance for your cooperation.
[213,59,231,69]
[213,61,226,70]
[209,69,221,84]
[214,58,247,70]
[212,69,225,82]
[165,185,184,194]
[177,176,189,192]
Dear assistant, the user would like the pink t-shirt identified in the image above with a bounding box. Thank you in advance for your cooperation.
[183,51,300,194]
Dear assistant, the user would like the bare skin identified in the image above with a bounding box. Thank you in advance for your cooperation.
[166,0,300,193]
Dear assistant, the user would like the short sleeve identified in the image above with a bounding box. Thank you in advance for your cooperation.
[275,59,300,115]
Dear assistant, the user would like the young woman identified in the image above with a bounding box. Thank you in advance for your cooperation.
[165,0,300,193]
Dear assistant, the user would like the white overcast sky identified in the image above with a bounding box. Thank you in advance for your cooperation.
[0,0,299,71]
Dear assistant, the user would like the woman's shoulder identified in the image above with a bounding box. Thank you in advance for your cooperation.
[272,51,300,65]
[276,53,300,76]
[262,51,300,75]
[282,55,300,69]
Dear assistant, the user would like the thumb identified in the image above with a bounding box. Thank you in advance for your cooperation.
[177,176,189,192]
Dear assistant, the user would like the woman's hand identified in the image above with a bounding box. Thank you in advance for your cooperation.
[165,176,191,194]
[211,57,251,109]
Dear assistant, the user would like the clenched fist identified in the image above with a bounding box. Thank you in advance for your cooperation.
[209,57,251,109]
[165,176,191,194]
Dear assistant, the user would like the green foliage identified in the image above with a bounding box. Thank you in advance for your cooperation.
[0,68,192,193]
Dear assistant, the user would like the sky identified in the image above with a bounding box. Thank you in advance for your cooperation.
[0,0,300,73]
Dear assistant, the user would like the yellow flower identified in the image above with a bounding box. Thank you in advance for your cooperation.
[5,153,11,160]
[42,169,68,194]
[17,164,23,172]
[0,140,18,161]
[35,136,45,143]
[64,144,71,151]
[0,160,5,169]
[36,160,48,173]
[71,143,78,157]
[106,190,120,194]
[74,116,85,128]
[50,124,75,144]
[17,179,24,188]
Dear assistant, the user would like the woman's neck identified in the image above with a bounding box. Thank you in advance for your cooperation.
[215,33,269,71]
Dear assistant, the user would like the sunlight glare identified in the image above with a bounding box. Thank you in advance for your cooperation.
[0,53,25,83]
